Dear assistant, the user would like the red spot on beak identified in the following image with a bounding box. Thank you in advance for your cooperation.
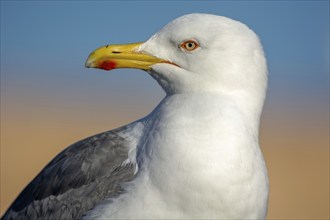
[99,60,117,70]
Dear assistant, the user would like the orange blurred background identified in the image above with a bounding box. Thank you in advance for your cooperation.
[1,90,329,219]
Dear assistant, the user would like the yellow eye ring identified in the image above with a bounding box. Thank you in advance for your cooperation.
[180,40,199,51]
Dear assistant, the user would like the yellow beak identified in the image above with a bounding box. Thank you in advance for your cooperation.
[85,42,171,71]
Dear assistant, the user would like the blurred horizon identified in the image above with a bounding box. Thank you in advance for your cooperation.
[1,1,329,219]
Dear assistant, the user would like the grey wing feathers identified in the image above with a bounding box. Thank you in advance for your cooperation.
[1,122,144,220]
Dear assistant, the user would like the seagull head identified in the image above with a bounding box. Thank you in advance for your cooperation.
[86,13,267,97]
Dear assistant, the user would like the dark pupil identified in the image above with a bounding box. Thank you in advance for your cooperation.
[188,43,193,48]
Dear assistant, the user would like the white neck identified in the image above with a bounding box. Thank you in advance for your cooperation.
[133,92,267,218]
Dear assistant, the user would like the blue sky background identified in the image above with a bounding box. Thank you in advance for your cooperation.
[1,1,329,109]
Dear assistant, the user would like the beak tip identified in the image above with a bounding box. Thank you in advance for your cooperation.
[85,59,93,68]
[85,51,96,68]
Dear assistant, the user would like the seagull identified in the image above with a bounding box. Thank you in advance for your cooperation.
[2,13,269,220]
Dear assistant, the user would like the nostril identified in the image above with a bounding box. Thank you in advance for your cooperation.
[112,51,121,54]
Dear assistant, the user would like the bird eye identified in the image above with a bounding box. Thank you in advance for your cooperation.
[180,40,199,51]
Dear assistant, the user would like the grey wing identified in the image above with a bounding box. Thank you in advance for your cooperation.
[1,121,144,220]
